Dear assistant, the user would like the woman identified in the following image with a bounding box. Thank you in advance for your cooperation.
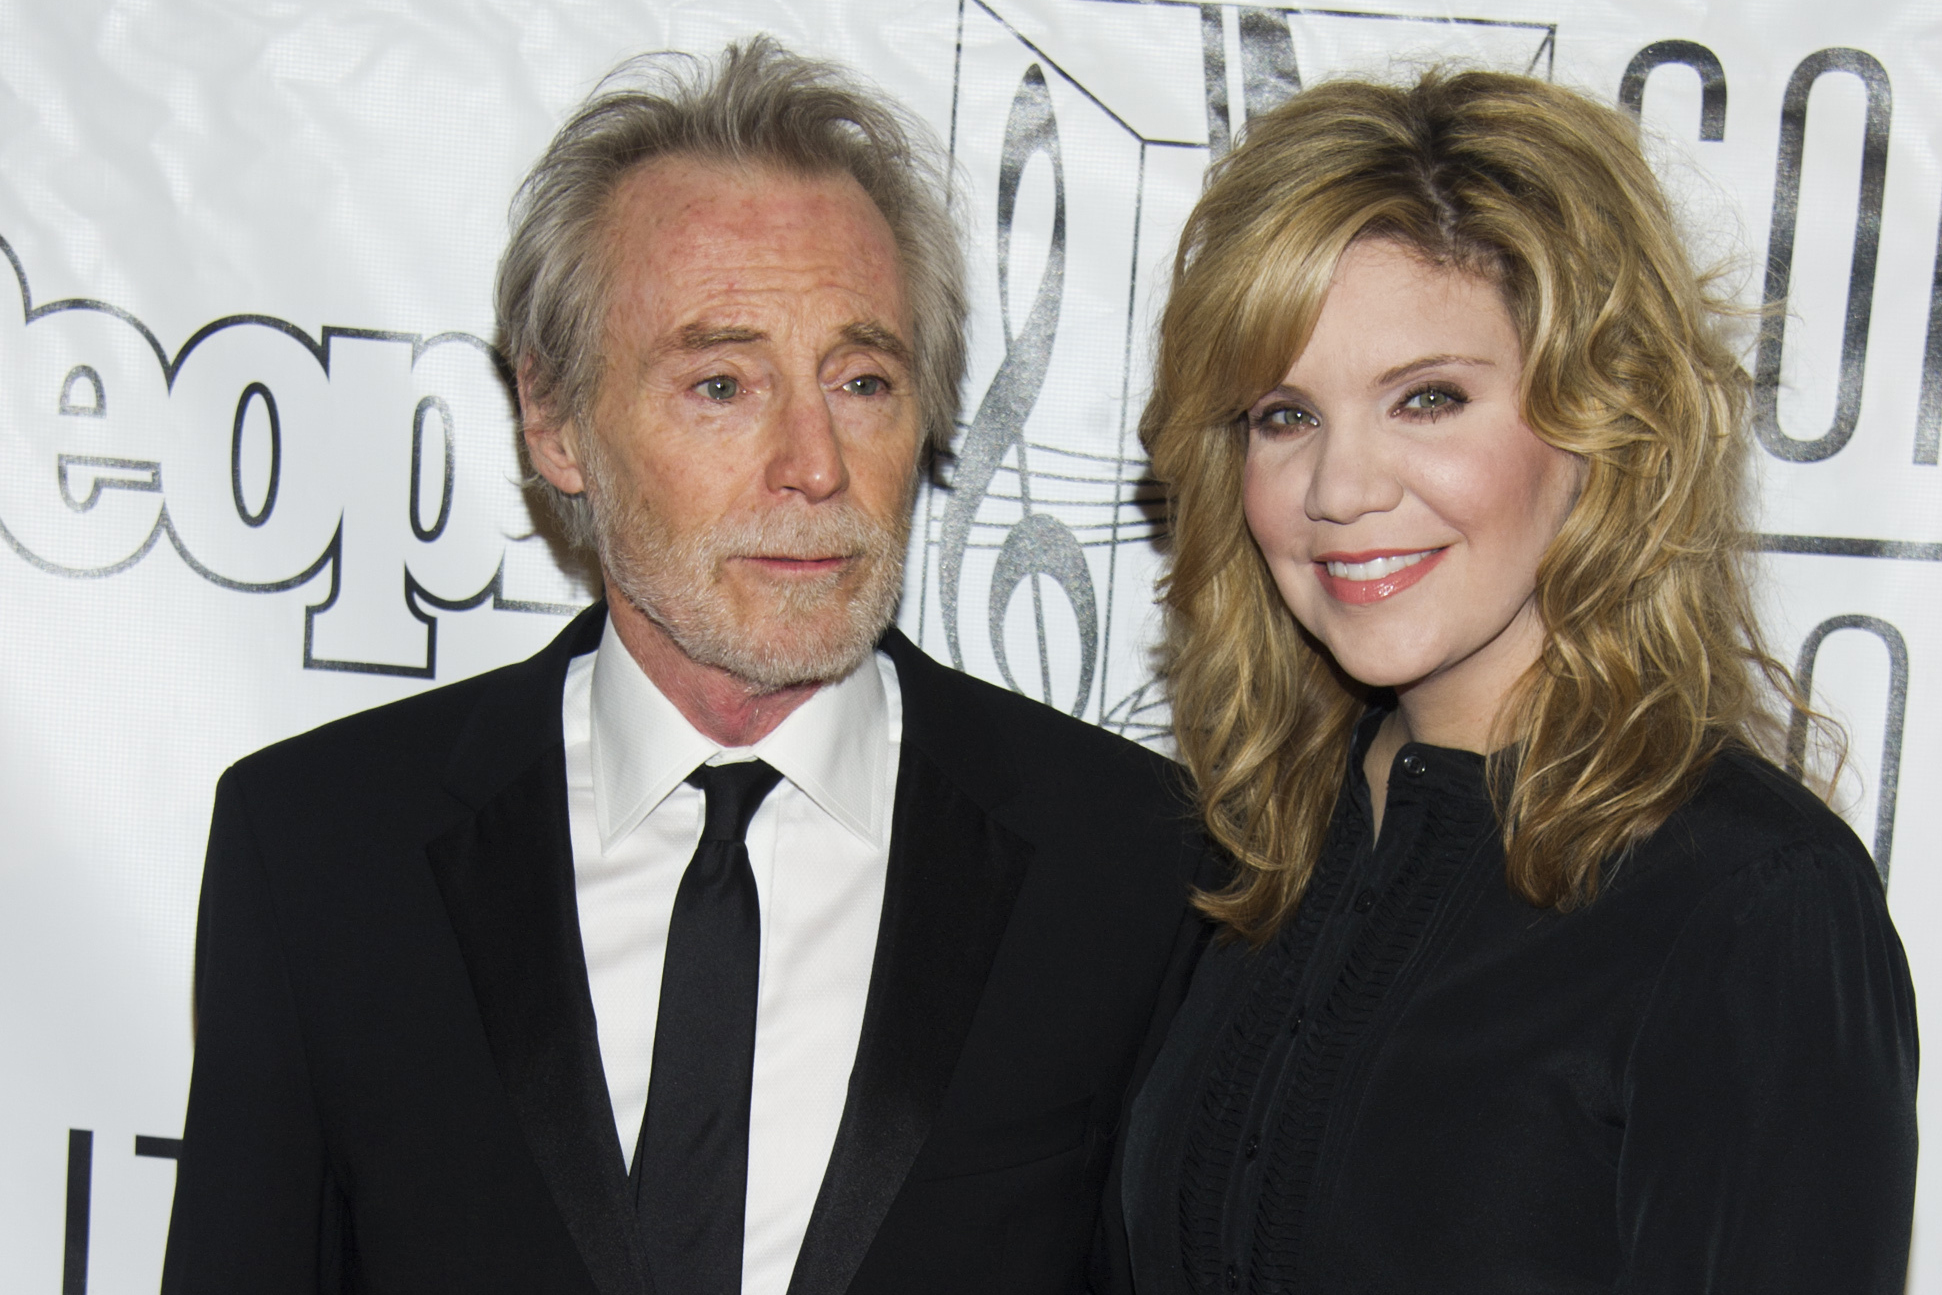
[1119,71,1917,1293]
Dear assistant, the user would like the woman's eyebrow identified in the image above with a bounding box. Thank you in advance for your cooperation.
[1373,353,1495,387]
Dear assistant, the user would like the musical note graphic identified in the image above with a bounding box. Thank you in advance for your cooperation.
[938,63,1102,715]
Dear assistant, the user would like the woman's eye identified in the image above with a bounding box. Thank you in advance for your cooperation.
[1399,385,1466,417]
[698,375,740,401]
[1254,405,1319,433]
[843,375,887,397]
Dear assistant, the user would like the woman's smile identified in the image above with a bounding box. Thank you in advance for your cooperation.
[1314,546,1447,603]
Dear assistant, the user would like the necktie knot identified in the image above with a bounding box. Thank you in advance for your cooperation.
[686,759,783,843]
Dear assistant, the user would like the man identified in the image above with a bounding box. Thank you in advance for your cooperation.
[162,39,1205,1295]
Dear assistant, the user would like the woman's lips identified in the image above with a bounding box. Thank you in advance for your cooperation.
[1313,547,1447,605]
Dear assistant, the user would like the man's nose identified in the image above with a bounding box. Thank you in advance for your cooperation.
[762,378,848,503]
[1304,421,1403,524]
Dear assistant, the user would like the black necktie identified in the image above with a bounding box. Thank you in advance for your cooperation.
[632,758,783,1295]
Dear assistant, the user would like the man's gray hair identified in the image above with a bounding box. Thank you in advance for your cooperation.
[496,37,967,548]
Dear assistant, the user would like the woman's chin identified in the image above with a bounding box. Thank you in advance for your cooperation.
[1311,635,1440,694]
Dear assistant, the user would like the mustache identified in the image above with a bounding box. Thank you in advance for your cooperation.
[692,505,896,562]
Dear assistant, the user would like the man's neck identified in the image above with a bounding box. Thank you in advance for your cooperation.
[605,586,822,748]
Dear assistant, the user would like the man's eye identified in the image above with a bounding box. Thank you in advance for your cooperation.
[843,375,887,396]
[698,376,740,401]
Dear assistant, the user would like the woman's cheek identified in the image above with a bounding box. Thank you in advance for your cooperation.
[1241,447,1309,559]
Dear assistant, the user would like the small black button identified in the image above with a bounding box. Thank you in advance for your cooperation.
[1288,1011,1304,1035]
[1226,1263,1240,1291]
[1245,1135,1260,1160]
[1353,887,1376,913]
[1400,752,1427,777]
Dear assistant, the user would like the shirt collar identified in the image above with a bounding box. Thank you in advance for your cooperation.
[1347,700,1492,805]
[587,615,893,853]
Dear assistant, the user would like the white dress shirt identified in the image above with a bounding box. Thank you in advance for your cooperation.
[560,616,901,1295]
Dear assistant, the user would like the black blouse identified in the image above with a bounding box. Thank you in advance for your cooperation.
[1118,715,1917,1294]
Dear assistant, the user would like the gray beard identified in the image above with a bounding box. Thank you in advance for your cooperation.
[581,436,913,691]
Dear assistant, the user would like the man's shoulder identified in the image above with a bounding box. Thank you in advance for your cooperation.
[891,632,1169,754]
[224,612,592,807]
[233,667,495,779]
[885,632,1189,817]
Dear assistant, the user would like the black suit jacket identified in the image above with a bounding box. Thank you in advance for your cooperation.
[161,607,1208,1295]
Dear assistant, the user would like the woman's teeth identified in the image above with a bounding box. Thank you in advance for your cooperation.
[1324,550,1436,581]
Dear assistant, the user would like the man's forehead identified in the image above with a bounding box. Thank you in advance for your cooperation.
[608,156,892,254]
[600,161,910,339]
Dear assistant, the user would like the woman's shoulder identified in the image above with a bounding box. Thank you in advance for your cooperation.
[1616,747,1881,905]
[1598,751,1907,1057]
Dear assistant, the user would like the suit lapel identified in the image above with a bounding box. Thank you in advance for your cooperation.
[424,605,650,1295]
[423,618,1031,1295]
[784,708,1034,1295]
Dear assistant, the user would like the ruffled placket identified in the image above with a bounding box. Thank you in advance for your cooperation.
[1176,716,1501,1294]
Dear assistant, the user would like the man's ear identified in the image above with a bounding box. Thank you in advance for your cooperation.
[517,358,588,496]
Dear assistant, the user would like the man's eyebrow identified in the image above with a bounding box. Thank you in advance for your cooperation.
[657,321,911,365]
[1373,353,1495,387]
[666,324,768,353]
[842,320,912,365]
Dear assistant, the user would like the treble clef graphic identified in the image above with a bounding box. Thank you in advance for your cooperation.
[939,63,1099,715]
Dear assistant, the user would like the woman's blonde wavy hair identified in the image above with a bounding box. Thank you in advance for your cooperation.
[1143,69,1818,942]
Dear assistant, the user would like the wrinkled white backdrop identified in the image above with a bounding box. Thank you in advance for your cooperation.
[2,1,1938,1289]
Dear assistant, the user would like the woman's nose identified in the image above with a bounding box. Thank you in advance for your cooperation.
[1304,423,1403,524]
